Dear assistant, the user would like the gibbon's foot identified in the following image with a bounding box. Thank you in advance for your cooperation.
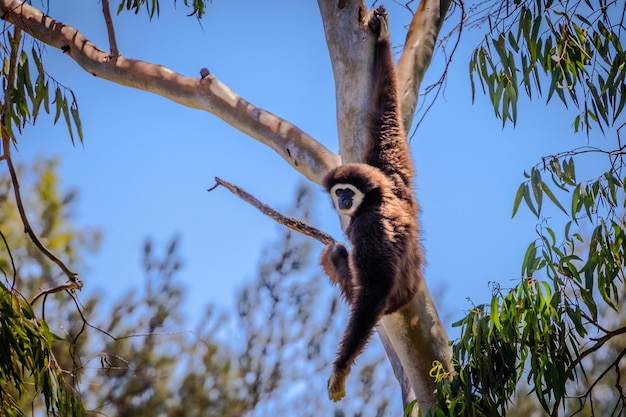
[368,5,389,40]
[327,367,347,402]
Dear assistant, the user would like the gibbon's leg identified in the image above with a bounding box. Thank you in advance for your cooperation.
[328,277,393,401]
[320,243,354,302]
[328,223,399,401]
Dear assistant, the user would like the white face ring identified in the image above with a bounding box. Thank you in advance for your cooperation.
[330,183,364,218]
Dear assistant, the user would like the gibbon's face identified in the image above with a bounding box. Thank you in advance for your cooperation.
[330,183,364,217]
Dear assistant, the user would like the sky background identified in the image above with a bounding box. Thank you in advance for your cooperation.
[14,1,611,340]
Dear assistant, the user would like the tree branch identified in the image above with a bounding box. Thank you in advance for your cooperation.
[208,177,336,245]
[30,279,82,305]
[101,0,119,58]
[569,325,626,372]
[396,0,453,134]
[2,134,83,292]
[0,0,340,183]
[565,347,626,416]
[0,229,18,291]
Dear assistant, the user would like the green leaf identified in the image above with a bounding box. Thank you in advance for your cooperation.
[70,103,83,143]
[53,87,63,124]
[508,31,520,52]
[43,80,50,114]
[512,182,525,218]
[508,85,518,125]
[523,183,539,217]
[62,96,75,144]
[490,296,502,332]
[522,241,538,277]
[566,306,585,337]
[530,168,543,214]
[563,157,576,184]
[573,114,581,132]
[564,220,572,240]
[580,288,597,320]
[540,181,567,214]
[615,82,626,123]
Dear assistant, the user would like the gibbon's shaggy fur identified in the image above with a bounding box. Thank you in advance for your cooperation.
[320,6,424,402]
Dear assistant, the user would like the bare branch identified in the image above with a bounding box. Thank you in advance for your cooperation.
[209,177,336,245]
[2,135,82,290]
[30,279,83,304]
[0,229,18,291]
[565,347,626,416]
[396,0,454,133]
[101,0,119,57]
[569,325,626,372]
[0,0,340,183]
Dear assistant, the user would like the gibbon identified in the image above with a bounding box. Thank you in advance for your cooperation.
[320,6,423,402]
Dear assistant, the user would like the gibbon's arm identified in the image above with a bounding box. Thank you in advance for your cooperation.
[365,8,415,201]
[320,243,355,303]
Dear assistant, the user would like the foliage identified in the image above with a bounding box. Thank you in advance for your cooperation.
[1,28,82,144]
[469,0,625,133]
[0,281,83,416]
[430,162,626,417]
[430,1,626,416]
[116,0,212,19]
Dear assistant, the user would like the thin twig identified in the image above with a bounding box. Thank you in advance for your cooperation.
[409,0,465,138]
[2,138,82,299]
[101,0,119,57]
[0,229,18,291]
[564,348,626,416]
[208,177,336,245]
[2,147,83,289]
[30,280,82,304]
[569,325,626,372]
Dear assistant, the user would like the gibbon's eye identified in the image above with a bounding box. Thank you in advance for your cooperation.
[335,188,344,197]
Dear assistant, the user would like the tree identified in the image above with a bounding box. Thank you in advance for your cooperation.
[1,0,624,416]
[0,0,454,415]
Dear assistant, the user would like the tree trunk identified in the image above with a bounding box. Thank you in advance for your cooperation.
[318,1,453,414]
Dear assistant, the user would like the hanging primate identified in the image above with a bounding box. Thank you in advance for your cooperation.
[320,6,423,402]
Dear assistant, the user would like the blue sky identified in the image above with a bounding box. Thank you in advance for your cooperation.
[15,0,607,336]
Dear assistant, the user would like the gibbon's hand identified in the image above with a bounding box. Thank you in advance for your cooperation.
[320,243,348,283]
